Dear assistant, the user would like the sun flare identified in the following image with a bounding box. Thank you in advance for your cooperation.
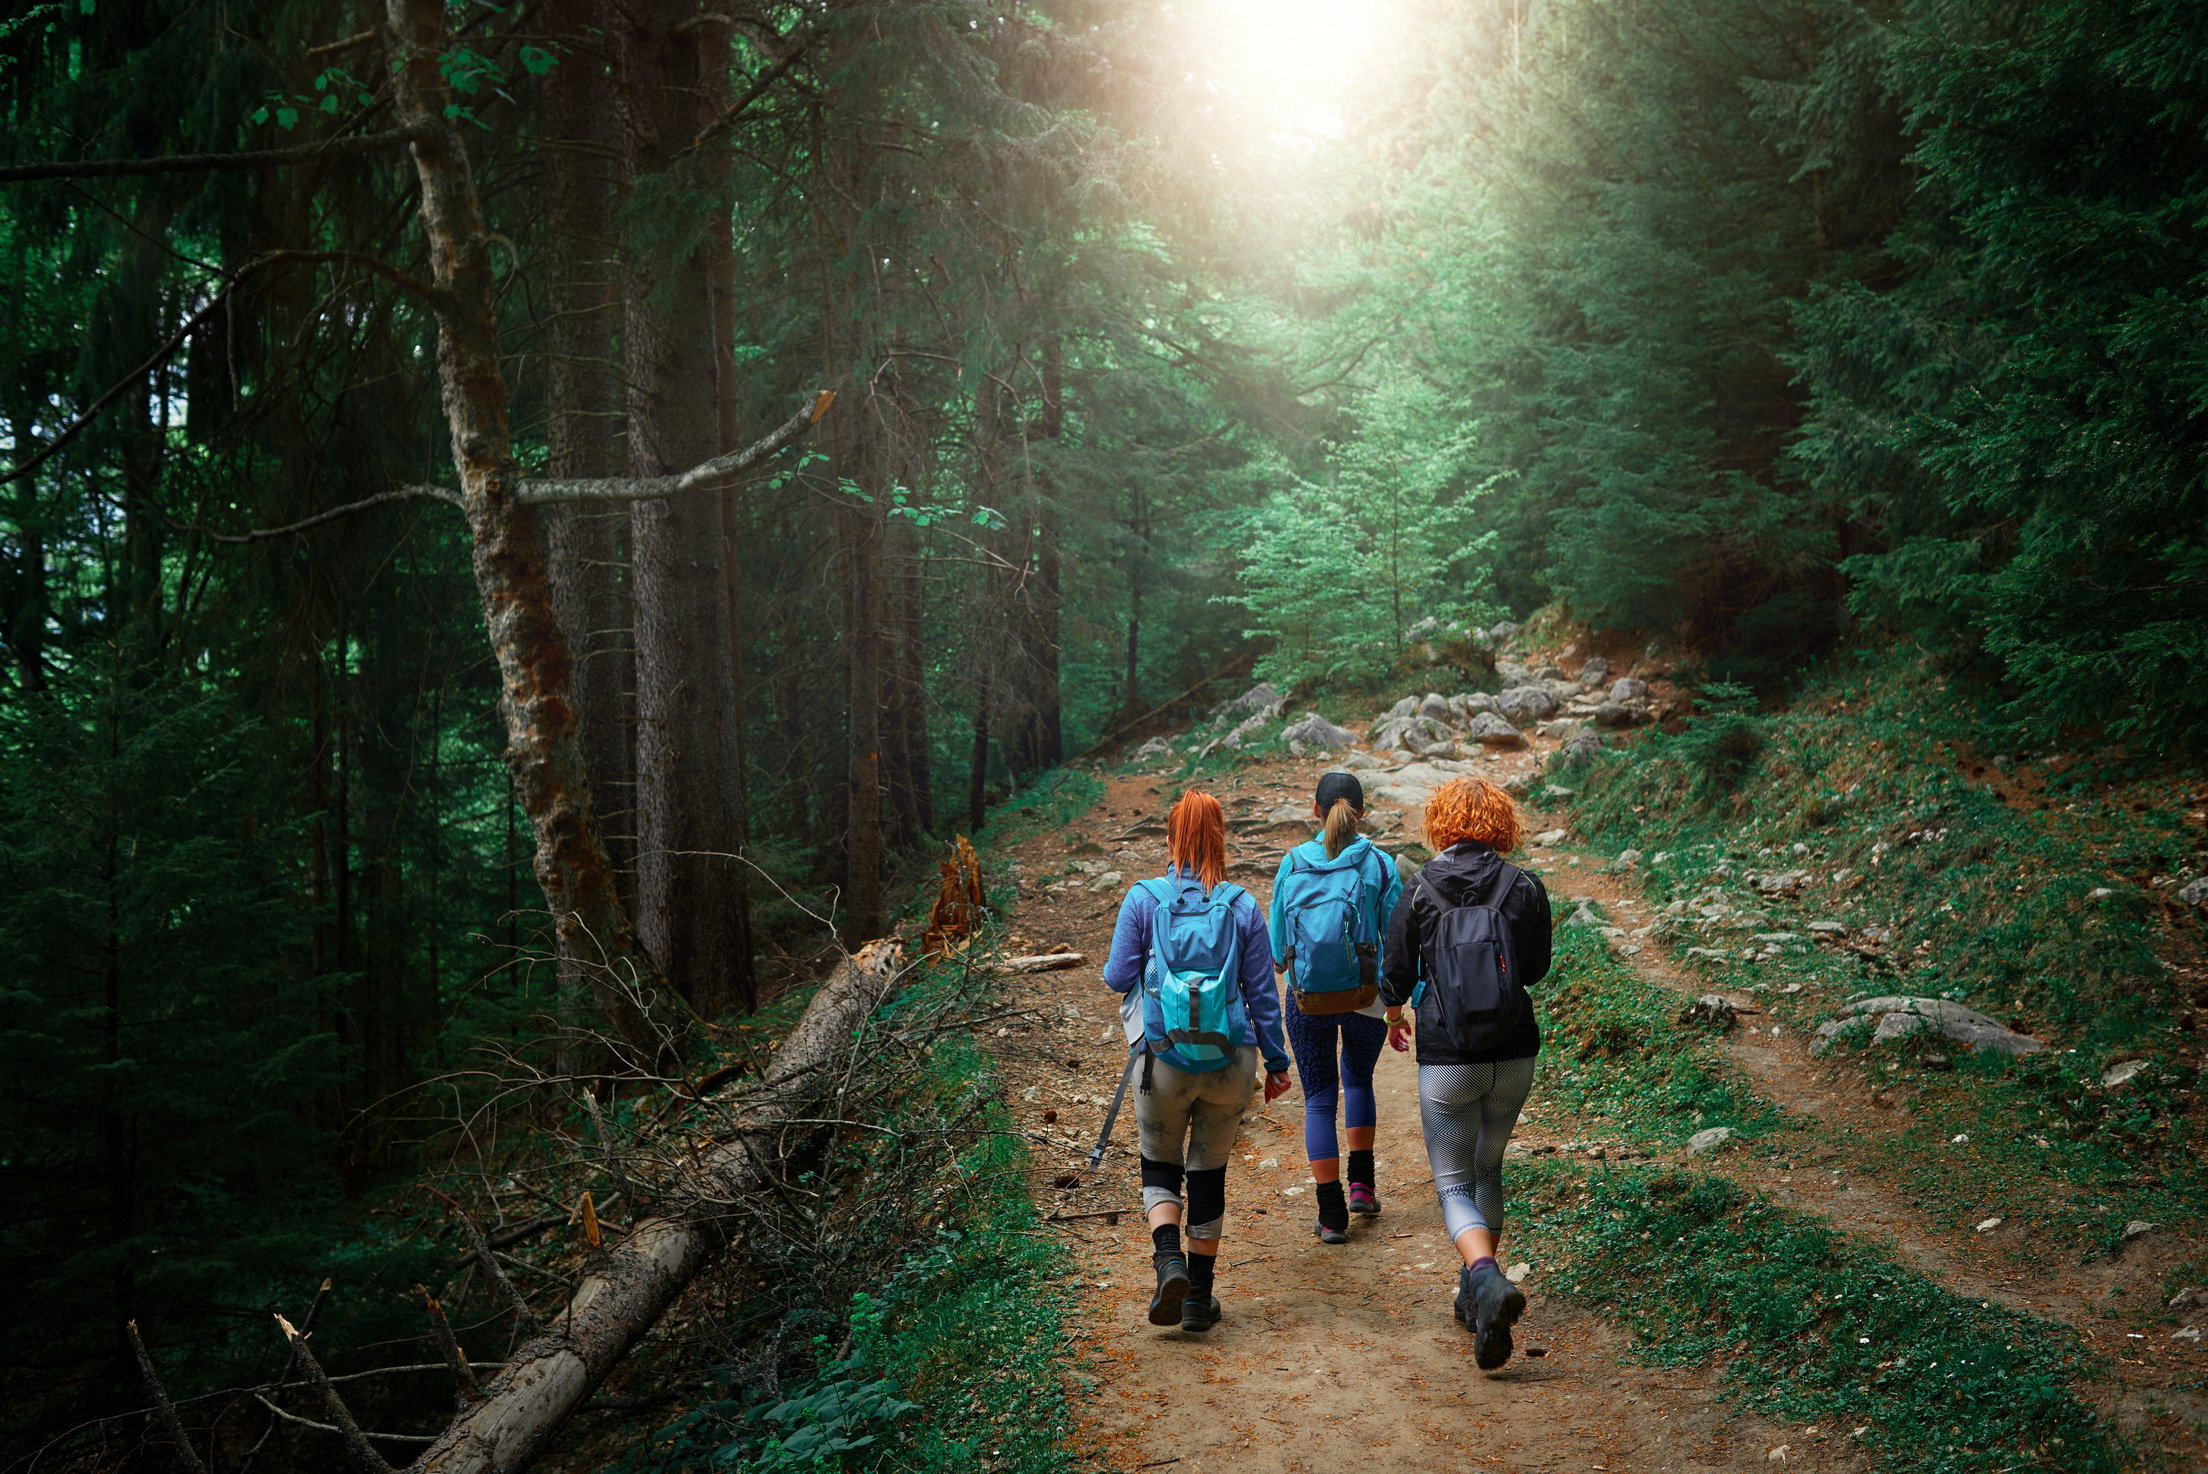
[1195,0,1386,142]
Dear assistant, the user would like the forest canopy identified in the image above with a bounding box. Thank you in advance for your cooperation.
[1,0,2201,1464]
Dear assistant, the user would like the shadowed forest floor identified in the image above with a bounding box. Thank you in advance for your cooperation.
[976,672,2206,1471]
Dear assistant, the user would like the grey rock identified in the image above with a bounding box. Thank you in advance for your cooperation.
[1562,903,1604,928]
[1342,750,1383,771]
[1531,827,1569,846]
[1451,691,1503,720]
[1686,1126,1736,1156]
[1617,847,1643,868]
[1281,712,1357,750]
[1810,1015,1872,1057]
[1209,682,1282,729]
[1419,691,1454,723]
[1486,620,1520,644]
[1594,701,1649,729]
[2170,1287,2207,1309]
[1130,735,1173,763]
[1496,684,1560,726]
[1578,656,1610,687]
[2101,1059,2148,1088]
[1501,772,1539,798]
[1807,920,1849,936]
[1609,677,1650,703]
[1838,995,2045,1056]
[1747,869,1813,896]
[2180,876,2208,906]
[1218,709,1275,749]
[1381,695,1418,724]
[1539,784,1577,801]
[1551,730,1605,768]
[1537,718,1584,740]
[1871,1012,1928,1044]
[1466,712,1528,748]
[1536,663,1565,680]
[1366,759,1479,808]
[2125,1220,2158,1241]
[1407,615,1441,640]
[1264,803,1315,826]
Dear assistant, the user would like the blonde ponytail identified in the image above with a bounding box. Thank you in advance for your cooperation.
[1322,797,1360,858]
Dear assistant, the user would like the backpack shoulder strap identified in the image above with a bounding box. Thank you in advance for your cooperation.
[1480,861,1519,911]
[1210,882,1249,910]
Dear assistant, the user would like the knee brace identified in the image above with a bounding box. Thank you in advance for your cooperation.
[1139,1156,1184,1217]
[1184,1166,1227,1242]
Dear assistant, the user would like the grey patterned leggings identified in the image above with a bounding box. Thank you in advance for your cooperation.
[1417,1057,1538,1241]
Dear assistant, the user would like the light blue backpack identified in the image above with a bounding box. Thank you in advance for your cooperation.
[1137,877,1250,1074]
[1275,842,1385,1014]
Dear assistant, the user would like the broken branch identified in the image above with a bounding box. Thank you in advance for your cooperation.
[272,1314,399,1474]
[126,1321,209,1474]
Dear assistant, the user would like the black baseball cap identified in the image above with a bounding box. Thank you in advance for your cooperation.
[1314,771,1365,812]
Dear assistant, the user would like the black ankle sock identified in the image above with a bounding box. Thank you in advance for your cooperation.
[1347,1149,1375,1187]
[1315,1180,1348,1231]
[1187,1252,1215,1296]
[1152,1224,1182,1257]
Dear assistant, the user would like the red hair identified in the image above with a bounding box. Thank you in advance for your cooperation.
[1166,789,1228,890]
[1423,776,1524,854]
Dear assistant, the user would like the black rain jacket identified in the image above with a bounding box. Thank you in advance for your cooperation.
[1380,840,1553,1065]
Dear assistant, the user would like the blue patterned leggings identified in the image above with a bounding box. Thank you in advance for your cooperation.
[1284,993,1387,1161]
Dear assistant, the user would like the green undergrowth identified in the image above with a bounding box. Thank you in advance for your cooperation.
[1517,849,2122,1470]
[623,958,1078,1474]
[1516,1163,2120,1474]
[1534,928,1779,1144]
[1559,654,2207,1241]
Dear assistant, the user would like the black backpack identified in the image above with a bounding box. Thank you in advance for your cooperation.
[1413,863,1526,1054]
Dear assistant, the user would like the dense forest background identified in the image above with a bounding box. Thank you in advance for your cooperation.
[2,0,2201,1465]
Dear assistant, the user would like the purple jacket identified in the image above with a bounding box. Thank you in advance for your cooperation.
[1101,867,1291,1074]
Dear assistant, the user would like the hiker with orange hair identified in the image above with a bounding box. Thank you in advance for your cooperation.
[1380,774,1552,1371]
[1101,788,1292,1334]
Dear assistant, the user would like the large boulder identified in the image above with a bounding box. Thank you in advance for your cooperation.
[1813,995,2045,1058]
[1281,711,1357,750]
[1594,701,1649,729]
[1208,682,1282,729]
[1609,676,1650,703]
[1367,758,1479,807]
[1466,712,1528,748]
[1486,620,1520,644]
[1418,691,1454,723]
[1370,696,1419,735]
[1550,729,1604,768]
[1496,685,1560,725]
[1373,713,1455,755]
[1578,656,1610,687]
[1130,735,1173,763]
[1449,692,1502,724]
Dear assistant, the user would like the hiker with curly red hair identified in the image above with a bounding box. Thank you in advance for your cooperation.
[1100,788,1292,1334]
[1381,774,1553,1370]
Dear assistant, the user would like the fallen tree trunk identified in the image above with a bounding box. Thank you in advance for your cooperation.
[409,939,906,1474]
[991,952,1087,974]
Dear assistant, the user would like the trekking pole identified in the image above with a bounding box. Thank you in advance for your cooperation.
[1089,1043,1142,1172]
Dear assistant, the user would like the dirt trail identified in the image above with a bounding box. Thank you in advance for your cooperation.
[982,686,2202,1470]
[991,757,1851,1473]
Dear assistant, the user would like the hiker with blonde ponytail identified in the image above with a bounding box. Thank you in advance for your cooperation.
[1101,789,1291,1334]
[1267,771,1403,1244]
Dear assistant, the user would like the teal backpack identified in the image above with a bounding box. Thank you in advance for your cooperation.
[1137,877,1250,1074]
[1276,842,1384,1015]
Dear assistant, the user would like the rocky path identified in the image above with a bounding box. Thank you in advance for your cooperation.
[980,665,2202,1471]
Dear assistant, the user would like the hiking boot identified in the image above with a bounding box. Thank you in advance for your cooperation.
[1180,1293,1222,1333]
[1149,1252,1191,1326]
[1347,1183,1380,1216]
[1314,1218,1349,1245]
[1458,1264,1527,1371]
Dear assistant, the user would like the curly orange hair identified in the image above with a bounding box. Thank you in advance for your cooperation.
[1423,776,1524,854]
[1166,789,1228,890]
